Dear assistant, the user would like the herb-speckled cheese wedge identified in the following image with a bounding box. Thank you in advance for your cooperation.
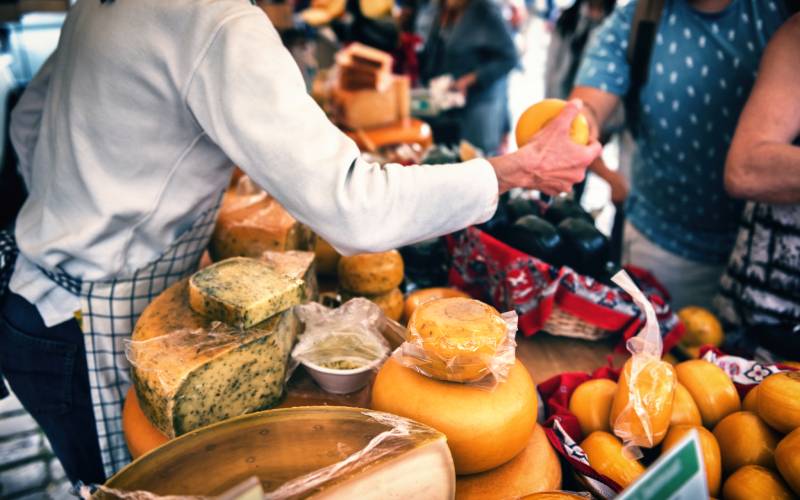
[189,257,304,329]
[130,278,300,438]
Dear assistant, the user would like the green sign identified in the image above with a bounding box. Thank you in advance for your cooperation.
[618,431,707,500]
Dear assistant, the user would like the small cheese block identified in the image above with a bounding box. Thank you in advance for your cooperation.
[261,250,318,302]
[189,257,304,329]
[209,189,314,261]
[338,250,404,295]
[455,425,562,499]
[132,278,301,438]
[107,407,456,500]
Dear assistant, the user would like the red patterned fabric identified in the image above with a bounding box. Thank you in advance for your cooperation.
[539,349,799,496]
[446,227,684,351]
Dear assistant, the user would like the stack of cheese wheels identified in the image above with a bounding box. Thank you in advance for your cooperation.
[372,297,561,497]
[338,251,404,322]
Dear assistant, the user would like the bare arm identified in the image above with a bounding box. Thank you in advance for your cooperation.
[724,14,800,204]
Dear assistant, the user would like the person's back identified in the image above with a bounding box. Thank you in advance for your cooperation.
[15,0,256,280]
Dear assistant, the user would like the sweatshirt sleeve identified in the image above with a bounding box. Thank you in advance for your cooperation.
[185,12,498,255]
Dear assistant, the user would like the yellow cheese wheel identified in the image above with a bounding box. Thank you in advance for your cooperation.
[368,287,404,322]
[455,425,561,499]
[406,297,509,383]
[371,357,537,475]
[775,427,800,495]
[338,251,404,295]
[670,383,702,427]
[515,99,590,147]
[722,465,794,500]
[757,371,800,434]
[743,386,759,413]
[569,379,617,437]
[675,360,740,428]
[713,411,780,474]
[580,431,644,488]
[403,287,470,324]
[661,425,721,497]
[314,238,340,277]
[677,306,724,348]
[609,357,676,447]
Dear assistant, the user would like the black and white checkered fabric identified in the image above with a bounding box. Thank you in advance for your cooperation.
[0,229,18,296]
[47,197,222,477]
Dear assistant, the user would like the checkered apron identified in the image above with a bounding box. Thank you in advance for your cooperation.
[35,197,223,477]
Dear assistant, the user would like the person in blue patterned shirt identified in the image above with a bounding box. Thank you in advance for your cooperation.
[570,0,789,310]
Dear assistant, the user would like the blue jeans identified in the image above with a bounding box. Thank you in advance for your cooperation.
[0,293,105,484]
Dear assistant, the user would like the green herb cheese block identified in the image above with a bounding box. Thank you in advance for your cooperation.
[189,257,304,329]
[130,278,301,438]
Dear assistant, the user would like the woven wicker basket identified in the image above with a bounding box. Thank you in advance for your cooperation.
[542,305,612,341]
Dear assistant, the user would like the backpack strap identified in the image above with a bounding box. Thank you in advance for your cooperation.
[624,0,665,136]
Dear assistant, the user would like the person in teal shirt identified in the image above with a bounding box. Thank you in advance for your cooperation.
[570,0,789,309]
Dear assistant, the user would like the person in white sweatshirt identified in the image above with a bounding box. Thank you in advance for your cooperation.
[0,0,599,483]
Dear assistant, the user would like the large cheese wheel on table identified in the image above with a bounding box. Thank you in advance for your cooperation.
[107,407,456,500]
[131,278,300,438]
[371,357,537,475]
[455,424,561,499]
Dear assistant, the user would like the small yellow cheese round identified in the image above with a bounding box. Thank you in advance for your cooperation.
[675,360,740,428]
[580,431,644,488]
[569,379,617,437]
[407,297,509,382]
[403,287,470,324]
[757,371,800,434]
[371,357,537,475]
[670,382,702,427]
[368,287,404,322]
[722,465,794,500]
[775,427,800,496]
[338,250,404,295]
[515,99,590,147]
[743,385,759,413]
[713,411,780,475]
[662,425,721,497]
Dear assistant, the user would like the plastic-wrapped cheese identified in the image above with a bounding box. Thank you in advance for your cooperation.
[455,425,561,499]
[105,407,456,500]
[209,188,314,261]
[129,278,301,438]
[188,257,304,329]
[371,357,537,474]
[338,251,404,295]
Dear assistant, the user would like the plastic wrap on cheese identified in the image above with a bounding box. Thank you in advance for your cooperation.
[395,297,518,389]
[610,271,677,455]
[291,298,390,374]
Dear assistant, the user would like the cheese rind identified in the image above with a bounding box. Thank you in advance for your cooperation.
[188,257,304,329]
[131,278,300,438]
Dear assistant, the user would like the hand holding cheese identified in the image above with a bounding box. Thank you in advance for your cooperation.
[490,99,601,196]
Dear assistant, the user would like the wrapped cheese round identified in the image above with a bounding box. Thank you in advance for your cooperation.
[406,297,510,383]
[403,287,470,323]
[455,425,561,499]
[675,360,740,428]
[569,379,616,437]
[338,251,404,295]
[713,411,779,474]
[580,431,644,488]
[661,425,721,497]
[757,371,800,434]
[743,386,759,413]
[609,357,676,448]
[371,357,537,475]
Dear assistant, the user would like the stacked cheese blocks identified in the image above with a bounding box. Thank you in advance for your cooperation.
[209,176,314,261]
[570,358,800,499]
[371,297,562,498]
[337,251,405,322]
[130,257,312,438]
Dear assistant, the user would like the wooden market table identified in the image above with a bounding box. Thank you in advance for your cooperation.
[122,333,625,460]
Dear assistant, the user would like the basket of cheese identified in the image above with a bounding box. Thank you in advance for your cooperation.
[537,273,800,498]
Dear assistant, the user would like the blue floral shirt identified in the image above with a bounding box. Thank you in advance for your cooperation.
[576,0,787,264]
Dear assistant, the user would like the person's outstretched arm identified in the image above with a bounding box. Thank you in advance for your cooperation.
[724,14,800,205]
[187,12,599,255]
